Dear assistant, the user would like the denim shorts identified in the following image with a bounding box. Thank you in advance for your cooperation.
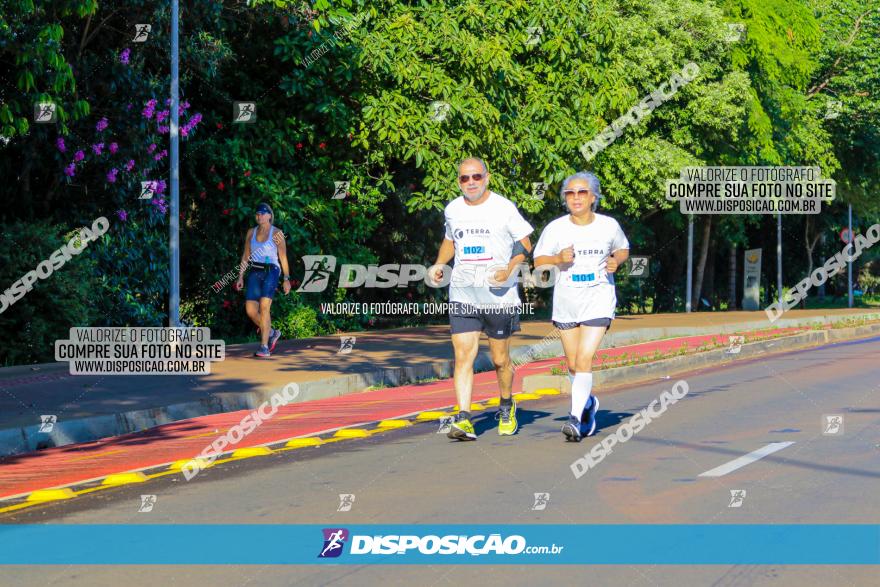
[245,264,281,301]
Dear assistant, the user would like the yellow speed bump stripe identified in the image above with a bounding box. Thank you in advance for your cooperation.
[230,446,273,459]
[416,411,449,421]
[169,458,212,471]
[484,398,501,407]
[533,388,562,395]
[285,437,323,448]
[513,393,542,401]
[376,420,411,429]
[26,488,76,502]
[101,472,149,486]
[333,428,372,439]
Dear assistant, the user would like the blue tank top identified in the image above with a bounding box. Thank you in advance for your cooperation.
[250,226,280,268]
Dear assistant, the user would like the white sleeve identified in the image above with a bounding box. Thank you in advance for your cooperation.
[507,205,534,242]
[610,219,629,252]
[533,224,556,258]
[444,211,453,241]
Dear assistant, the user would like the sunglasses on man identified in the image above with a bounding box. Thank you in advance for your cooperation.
[458,173,485,183]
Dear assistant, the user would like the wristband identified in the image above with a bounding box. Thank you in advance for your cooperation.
[511,241,529,260]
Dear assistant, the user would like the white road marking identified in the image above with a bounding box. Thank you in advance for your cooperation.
[698,442,795,477]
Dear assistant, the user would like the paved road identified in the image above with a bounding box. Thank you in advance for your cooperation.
[3,337,879,585]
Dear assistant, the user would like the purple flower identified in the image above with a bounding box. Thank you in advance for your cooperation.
[106,168,118,183]
[56,137,66,153]
[96,117,109,132]
[156,179,167,194]
[116,209,128,222]
[151,198,168,215]
[181,112,203,136]
[153,149,168,161]
[157,125,169,134]
[109,142,118,154]
[126,103,133,111]
[91,142,104,155]
[64,163,76,177]
[74,150,85,162]
[156,110,169,123]
[119,48,131,64]
[147,143,157,153]
[142,99,157,119]
[125,159,135,171]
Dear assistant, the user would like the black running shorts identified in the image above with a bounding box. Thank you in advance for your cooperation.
[449,302,521,339]
[552,317,612,330]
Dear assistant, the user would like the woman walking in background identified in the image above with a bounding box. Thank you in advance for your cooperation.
[235,203,292,358]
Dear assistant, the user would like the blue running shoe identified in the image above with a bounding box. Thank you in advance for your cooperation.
[582,396,599,437]
[268,328,282,353]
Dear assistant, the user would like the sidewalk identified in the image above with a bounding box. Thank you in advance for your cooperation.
[1,309,877,457]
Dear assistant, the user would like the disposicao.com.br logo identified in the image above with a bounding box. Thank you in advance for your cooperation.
[318,529,563,558]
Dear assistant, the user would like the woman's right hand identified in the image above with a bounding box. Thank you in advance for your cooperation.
[234,277,244,291]
[559,246,575,264]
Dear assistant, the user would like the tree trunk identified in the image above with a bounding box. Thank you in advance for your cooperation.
[728,245,737,310]
[804,216,820,275]
[705,239,716,308]
[20,139,35,219]
[693,217,712,308]
[818,232,827,299]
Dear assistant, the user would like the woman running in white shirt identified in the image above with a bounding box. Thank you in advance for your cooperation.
[533,172,629,441]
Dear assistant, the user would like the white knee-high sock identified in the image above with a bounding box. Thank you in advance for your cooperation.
[571,372,593,421]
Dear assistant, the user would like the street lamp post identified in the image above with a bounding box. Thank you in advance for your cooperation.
[777,213,782,307]
[686,215,693,312]
[169,0,180,326]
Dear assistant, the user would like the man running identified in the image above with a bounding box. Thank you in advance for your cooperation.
[430,157,533,440]
[533,172,629,441]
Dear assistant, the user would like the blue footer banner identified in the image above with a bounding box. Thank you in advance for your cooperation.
[1,525,878,564]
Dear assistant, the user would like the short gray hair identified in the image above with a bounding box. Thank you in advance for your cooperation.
[458,157,489,174]
[560,171,602,211]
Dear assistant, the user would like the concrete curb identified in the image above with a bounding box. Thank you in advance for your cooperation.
[509,311,880,369]
[2,311,877,457]
[522,322,880,394]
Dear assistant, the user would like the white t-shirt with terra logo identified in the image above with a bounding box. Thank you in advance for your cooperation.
[444,191,534,308]
[533,213,629,323]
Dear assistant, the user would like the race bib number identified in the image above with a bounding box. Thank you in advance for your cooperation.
[566,263,606,288]
[454,225,493,263]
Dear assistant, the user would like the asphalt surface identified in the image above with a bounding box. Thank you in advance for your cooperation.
[3,336,879,586]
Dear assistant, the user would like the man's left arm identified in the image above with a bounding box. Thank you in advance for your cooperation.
[494,237,532,283]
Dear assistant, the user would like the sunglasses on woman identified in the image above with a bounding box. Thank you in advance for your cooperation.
[563,189,591,198]
[459,173,485,183]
